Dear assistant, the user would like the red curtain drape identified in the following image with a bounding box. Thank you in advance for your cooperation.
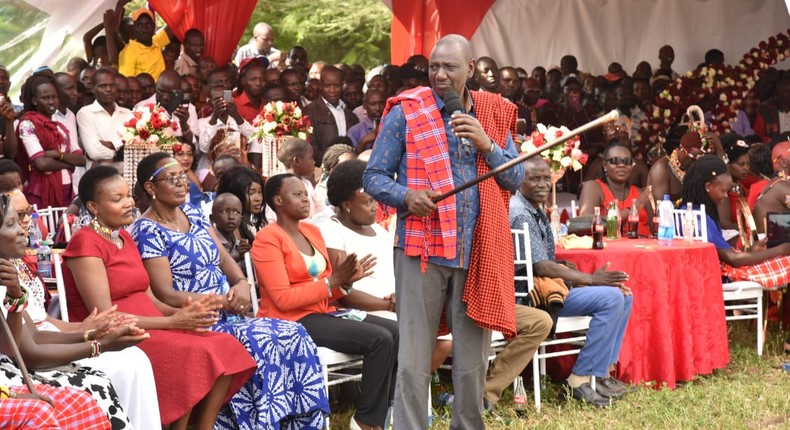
[390,0,496,64]
[148,0,258,66]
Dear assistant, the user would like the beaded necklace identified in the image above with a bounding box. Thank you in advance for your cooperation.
[667,150,685,183]
[12,259,43,311]
[91,218,123,248]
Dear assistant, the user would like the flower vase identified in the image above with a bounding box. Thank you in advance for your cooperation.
[260,135,287,178]
[122,143,173,190]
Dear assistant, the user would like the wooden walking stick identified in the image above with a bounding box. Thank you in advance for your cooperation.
[400,110,620,219]
[0,310,53,405]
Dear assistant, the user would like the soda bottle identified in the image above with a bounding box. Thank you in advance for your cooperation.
[606,201,619,240]
[592,207,605,249]
[513,376,528,411]
[627,198,639,239]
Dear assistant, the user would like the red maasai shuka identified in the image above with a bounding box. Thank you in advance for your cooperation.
[380,87,458,264]
[721,255,790,288]
[380,86,518,338]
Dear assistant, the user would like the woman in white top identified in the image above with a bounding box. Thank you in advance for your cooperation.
[317,159,451,370]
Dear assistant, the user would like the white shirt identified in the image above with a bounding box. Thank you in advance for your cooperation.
[196,115,256,172]
[323,97,349,136]
[317,217,395,299]
[135,95,200,143]
[198,116,256,155]
[52,109,79,151]
[234,43,281,68]
[77,101,132,167]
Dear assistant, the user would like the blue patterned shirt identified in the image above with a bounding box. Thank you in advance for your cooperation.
[363,88,524,269]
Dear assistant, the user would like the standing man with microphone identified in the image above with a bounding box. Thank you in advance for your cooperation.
[363,35,524,429]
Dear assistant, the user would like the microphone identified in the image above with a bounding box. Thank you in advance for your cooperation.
[443,90,473,155]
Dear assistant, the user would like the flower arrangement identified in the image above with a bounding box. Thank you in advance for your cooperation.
[520,123,589,173]
[120,104,180,148]
[251,101,312,140]
[636,30,790,158]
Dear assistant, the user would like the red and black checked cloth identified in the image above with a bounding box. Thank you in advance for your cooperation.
[380,86,458,265]
[8,384,111,429]
[460,90,518,338]
[722,255,790,288]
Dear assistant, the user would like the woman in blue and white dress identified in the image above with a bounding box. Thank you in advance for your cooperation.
[131,153,329,430]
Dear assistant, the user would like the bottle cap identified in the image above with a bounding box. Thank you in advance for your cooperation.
[663,194,670,200]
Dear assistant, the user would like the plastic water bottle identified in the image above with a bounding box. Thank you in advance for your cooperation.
[37,240,52,278]
[657,194,675,246]
[29,213,42,249]
[682,202,696,242]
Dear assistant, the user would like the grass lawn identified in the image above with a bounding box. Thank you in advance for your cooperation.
[329,322,790,429]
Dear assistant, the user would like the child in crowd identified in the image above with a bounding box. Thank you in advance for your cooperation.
[0,159,22,192]
[277,137,324,219]
[210,192,249,269]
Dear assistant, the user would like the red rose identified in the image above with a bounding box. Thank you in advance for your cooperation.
[139,128,150,139]
[124,118,138,128]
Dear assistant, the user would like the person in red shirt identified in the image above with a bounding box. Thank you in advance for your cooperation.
[233,57,268,123]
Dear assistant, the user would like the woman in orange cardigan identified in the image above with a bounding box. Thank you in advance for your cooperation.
[252,173,397,430]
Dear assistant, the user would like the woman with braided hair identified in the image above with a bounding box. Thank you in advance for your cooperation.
[680,155,790,287]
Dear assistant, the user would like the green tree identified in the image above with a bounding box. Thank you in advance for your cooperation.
[246,0,391,70]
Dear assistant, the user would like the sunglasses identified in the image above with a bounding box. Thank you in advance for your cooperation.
[606,157,634,166]
[17,206,33,220]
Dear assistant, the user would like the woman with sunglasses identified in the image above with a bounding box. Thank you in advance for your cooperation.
[132,153,329,429]
[579,140,652,237]
[62,165,257,430]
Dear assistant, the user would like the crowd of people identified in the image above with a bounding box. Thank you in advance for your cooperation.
[0,1,788,429]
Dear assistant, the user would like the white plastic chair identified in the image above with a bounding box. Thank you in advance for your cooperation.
[53,252,69,322]
[245,251,363,429]
[670,205,763,355]
[36,206,68,237]
[512,224,592,410]
[671,204,708,241]
[243,252,260,315]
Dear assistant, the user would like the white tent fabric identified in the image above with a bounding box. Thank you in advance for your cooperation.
[469,0,790,75]
[5,0,115,97]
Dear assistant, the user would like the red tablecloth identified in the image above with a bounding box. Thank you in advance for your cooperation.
[555,238,729,388]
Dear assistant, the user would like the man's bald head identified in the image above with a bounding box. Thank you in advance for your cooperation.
[772,141,790,173]
[252,22,274,53]
[157,70,181,90]
[433,34,473,62]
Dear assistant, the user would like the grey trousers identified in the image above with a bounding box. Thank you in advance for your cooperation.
[393,249,491,430]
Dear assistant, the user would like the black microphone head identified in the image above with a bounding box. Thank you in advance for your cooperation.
[442,90,464,113]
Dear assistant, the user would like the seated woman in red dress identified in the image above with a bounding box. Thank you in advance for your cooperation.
[62,166,256,430]
[15,74,85,208]
[578,141,652,236]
